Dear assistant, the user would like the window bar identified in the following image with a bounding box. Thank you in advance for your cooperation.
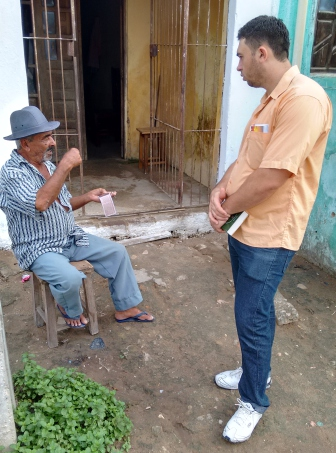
[209,0,225,195]
[42,0,56,130]
[178,0,189,205]
[198,0,212,204]
[173,0,180,202]
[29,0,42,110]
[55,0,70,157]
[161,0,169,195]
[189,0,202,205]
[150,0,154,185]
[70,0,85,215]
[166,1,173,197]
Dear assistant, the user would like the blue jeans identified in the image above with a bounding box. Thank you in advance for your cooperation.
[228,236,295,414]
[30,234,142,318]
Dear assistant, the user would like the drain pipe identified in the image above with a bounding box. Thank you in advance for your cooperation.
[292,0,309,70]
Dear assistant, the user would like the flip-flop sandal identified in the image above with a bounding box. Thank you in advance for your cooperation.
[57,305,88,329]
[116,311,155,323]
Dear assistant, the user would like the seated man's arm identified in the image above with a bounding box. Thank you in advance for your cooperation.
[35,148,82,211]
[70,189,116,211]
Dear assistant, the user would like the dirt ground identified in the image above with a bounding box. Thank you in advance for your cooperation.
[1,232,336,453]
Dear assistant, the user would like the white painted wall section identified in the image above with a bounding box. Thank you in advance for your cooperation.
[0,2,28,248]
[218,0,280,179]
[0,301,17,447]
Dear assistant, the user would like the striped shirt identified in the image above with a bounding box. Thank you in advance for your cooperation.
[0,150,88,269]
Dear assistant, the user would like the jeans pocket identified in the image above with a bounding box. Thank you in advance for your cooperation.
[281,250,295,274]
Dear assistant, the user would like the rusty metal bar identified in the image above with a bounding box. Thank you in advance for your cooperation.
[178,0,189,205]
[150,0,154,125]
[149,0,155,182]
[29,1,42,110]
[55,0,69,156]
[198,0,212,200]
[23,36,74,41]
[150,0,154,129]
[70,0,85,215]
[42,0,56,125]
[207,0,225,198]
[165,0,170,196]
[189,0,201,205]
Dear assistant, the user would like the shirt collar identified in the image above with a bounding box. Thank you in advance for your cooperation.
[261,65,300,103]
[10,149,26,164]
[10,149,54,172]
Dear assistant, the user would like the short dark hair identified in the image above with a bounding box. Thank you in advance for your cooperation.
[238,15,290,61]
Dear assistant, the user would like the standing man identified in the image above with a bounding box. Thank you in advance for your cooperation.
[209,16,332,443]
[0,106,154,327]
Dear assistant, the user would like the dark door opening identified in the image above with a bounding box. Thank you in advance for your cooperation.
[80,0,122,159]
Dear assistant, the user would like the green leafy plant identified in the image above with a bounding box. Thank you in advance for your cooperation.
[10,353,132,452]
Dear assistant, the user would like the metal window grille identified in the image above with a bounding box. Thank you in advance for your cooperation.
[21,0,85,211]
[311,0,336,72]
[150,0,228,206]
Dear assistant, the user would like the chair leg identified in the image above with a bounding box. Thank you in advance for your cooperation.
[42,283,58,348]
[32,262,99,347]
[32,273,45,327]
[82,273,99,335]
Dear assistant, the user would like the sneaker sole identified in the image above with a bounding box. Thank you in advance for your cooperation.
[223,433,252,443]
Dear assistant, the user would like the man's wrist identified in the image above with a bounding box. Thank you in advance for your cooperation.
[221,200,232,216]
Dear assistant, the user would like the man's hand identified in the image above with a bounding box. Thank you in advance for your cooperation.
[87,188,117,203]
[61,148,82,170]
[70,189,117,211]
[209,186,231,233]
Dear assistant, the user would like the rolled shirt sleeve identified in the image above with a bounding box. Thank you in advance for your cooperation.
[259,95,329,175]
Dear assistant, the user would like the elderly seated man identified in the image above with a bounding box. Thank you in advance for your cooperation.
[0,106,154,327]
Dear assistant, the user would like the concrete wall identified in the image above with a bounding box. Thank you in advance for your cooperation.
[297,0,336,274]
[278,0,336,274]
[125,0,151,159]
[0,0,28,249]
[0,301,17,448]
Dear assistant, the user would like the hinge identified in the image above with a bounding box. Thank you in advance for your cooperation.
[150,44,158,57]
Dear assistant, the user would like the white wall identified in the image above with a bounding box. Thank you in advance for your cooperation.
[0,1,28,248]
[218,0,280,179]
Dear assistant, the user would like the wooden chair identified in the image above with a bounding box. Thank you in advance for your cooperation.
[137,127,166,173]
[32,260,98,348]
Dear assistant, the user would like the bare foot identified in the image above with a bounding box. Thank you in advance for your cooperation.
[57,305,88,327]
[115,307,154,322]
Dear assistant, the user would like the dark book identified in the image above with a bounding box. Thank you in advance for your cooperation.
[221,211,248,235]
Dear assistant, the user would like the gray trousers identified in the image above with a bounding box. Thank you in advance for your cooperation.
[30,234,142,318]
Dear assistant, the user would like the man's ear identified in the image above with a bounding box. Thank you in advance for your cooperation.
[258,46,268,62]
[20,138,30,151]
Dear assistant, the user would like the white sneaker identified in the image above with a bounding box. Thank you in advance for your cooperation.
[215,366,272,390]
[223,398,262,443]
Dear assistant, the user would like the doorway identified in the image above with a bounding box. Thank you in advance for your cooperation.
[80,0,123,159]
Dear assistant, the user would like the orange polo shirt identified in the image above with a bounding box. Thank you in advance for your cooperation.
[226,66,332,251]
